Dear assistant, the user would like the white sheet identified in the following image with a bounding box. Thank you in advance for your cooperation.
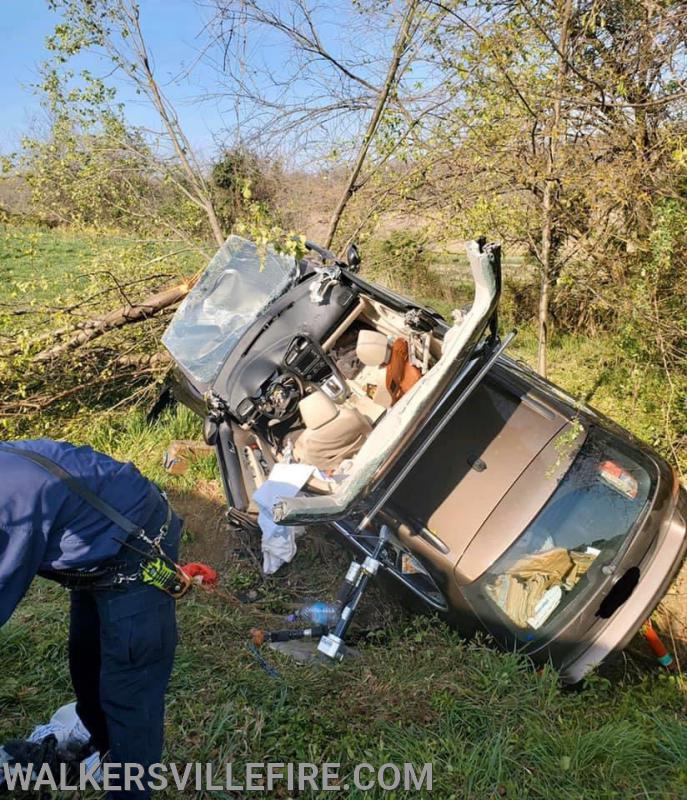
[252,463,316,574]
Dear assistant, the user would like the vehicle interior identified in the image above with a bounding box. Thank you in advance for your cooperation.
[200,239,500,524]
[222,283,447,508]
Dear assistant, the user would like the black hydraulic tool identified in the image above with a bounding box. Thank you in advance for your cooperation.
[317,524,390,662]
[249,527,390,662]
[251,625,330,646]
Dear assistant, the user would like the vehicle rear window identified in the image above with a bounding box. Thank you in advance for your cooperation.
[470,427,655,642]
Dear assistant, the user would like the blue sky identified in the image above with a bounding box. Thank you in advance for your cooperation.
[0,0,234,155]
[0,1,411,163]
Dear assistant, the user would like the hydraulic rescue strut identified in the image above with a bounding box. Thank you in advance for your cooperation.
[317,525,390,661]
[256,526,391,661]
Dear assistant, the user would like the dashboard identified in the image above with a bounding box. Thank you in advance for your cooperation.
[210,275,359,424]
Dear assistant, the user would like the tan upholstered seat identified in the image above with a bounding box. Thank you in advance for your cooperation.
[352,330,393,408]
[356,330,390,366]
[294,391,372,471]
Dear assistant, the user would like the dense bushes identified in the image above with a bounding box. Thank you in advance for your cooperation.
[363,231,446,296]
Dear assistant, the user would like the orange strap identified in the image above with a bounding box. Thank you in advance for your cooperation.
[386,339,408,403]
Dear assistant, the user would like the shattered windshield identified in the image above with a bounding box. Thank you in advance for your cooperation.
[162,236,297,385]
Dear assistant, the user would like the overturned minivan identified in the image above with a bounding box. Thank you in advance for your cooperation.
[162,235,687,683]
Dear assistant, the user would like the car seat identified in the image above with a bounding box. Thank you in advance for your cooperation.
[355,330,393,408]
[293,390,373,471]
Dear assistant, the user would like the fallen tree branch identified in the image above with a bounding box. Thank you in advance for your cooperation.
[0,368,157,415]
[114,351,172,369]
[34,279,194,362]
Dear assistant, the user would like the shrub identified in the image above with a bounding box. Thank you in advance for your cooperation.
[363,230,439,295]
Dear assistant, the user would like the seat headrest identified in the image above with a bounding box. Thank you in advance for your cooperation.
[356,330,390,366]
[299,390,339,430]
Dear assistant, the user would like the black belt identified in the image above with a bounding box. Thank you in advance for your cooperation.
[39,499,174,590]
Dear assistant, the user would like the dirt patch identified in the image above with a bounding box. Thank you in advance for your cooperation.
[165,480,400,634]
[167,479,234,568]
[166,480,349,592]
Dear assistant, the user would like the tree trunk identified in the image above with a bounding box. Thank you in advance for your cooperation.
[129,2,225,247]
[537,182,554,376]
[324,0,420,250]
[537,0,573,377]
[35,280,193,362]
[205,200,226,249]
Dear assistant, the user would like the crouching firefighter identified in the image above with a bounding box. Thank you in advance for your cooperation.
[0,439,189,799]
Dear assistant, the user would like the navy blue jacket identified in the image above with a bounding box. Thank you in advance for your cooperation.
[0,439,157,626]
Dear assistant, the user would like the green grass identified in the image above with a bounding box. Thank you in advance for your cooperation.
[3,561,687,798]
[508,326,687,474]
[1,224,686,799]
[0,225,202,304]
[0,223,207,439]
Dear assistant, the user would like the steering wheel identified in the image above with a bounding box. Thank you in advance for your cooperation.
[259,372,305,421]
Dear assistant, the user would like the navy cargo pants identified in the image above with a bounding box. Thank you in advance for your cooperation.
[68,500,181,799]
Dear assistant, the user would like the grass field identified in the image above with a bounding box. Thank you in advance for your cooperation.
[1,225,686,798]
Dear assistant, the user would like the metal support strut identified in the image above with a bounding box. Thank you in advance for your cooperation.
[317,525,391,661]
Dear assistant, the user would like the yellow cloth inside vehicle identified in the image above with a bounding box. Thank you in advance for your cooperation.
[486,547,596,628]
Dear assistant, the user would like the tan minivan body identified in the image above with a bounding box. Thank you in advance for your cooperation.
[163,236,687,682]
[386,359,686,683]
